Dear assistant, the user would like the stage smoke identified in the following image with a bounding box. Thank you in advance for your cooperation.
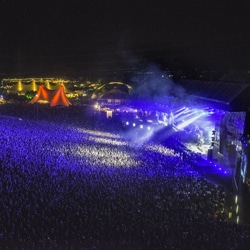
[130,64,186,103]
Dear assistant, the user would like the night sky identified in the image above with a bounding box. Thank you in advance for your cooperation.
[1,0,250,76]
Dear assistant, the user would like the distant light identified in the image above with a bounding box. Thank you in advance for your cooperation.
[126,121,129,125]
[147,126,151,130]
[235,195,238,204]
[237,215,239,224]
[133,123,136,127]
[140,125,143,129]
[219,168,221,170]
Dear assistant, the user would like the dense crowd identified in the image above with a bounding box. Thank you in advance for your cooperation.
[0,104,250,249]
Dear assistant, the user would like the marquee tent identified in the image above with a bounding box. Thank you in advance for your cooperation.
[98,87,130,105]
[30,85,71,107]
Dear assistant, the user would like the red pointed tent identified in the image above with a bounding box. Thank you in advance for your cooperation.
[50,86,71,107]
[30,85,71,107]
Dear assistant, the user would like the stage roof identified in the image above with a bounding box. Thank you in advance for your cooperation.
[176,80,250,111]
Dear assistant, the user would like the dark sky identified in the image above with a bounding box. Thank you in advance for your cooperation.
[1,0,250,76]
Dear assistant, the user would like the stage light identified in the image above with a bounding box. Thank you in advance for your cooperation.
[173,107,186,114]
[140,125,143,129]
[126,121,129,125]
[176,112,205,130]
[147,126,151,130]
[175,110,197,123]
[174,108,190,119]
[133,123,136,127]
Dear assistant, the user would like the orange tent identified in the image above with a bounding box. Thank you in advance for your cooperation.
[50,86,71,107]
[30,85,71,107]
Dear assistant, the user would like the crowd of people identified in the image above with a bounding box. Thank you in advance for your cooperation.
[0,103,250,249]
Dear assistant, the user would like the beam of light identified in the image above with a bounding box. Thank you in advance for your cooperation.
[174,110,197,123]
[146,144,178,157]
[173,107,189,115]
[174,107,190,119]
[127,124,164,145]
[173,106,186,114]
[88,135,127,146]
[135,127,154,144]
[176,112,206,130]
[76,128,121,139]
[53,127,140,168]
[69,144,139,168]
